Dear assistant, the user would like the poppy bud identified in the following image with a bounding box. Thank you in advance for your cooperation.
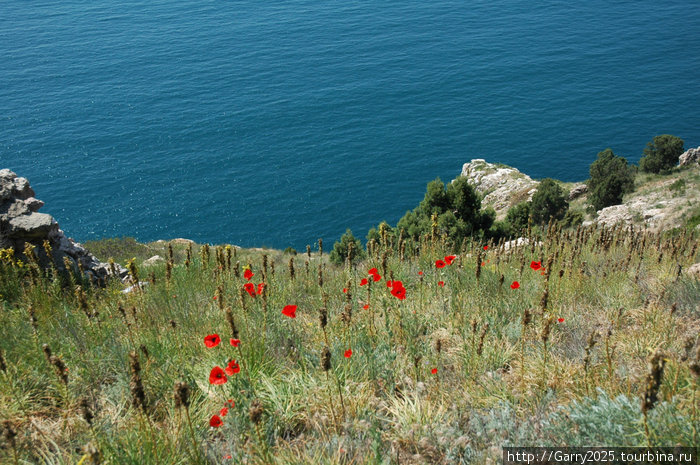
[321,346,332,372]
[249,400,263,424]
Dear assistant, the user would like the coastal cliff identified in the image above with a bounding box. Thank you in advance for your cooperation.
[458,149,700,232]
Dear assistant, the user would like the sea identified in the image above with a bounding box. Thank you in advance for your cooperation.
[2,1,699,249]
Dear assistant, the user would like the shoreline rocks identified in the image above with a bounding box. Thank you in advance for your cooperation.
[459,159,539,220]
[0,169,127,284]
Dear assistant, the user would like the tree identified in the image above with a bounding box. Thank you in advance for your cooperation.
[639,134,684,173]
[588,148,635,210]
[505,201,531,235]
[329,229,365,266]
[394,176,493,246]
[530,178,568,225]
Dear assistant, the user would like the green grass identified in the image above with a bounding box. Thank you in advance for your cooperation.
[1,227,699,464]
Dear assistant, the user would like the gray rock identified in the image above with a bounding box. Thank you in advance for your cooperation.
[458,159,540,220]
[679,147,700,167]
[7,213,56,238]
[568,184,588,200]
[0,169,127,284]
[25,197,44,212]
[142,255,165,267]
[686,263,700,280]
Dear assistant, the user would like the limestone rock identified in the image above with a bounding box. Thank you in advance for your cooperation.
[143,255,165,267]
[590,176,699,231]
[568,184,588,200]
[679,147,700,167]
[686,263,700,280]
[459,159,539,220]
[0,169,126,283]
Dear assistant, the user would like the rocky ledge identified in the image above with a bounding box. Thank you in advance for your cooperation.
[0,169,126,283]
[459,159,539,220]
[459,149,700,232]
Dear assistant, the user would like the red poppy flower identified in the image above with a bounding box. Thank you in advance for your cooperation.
[224,455,232,460]
[204,334,221,348]
[256,283,265,295]
[431,368,438,375]
[510,281,520,289]
[435,259,446,268]
[220,407,229,417]
[282,305,297,318]
[558,318,564,323]
[227,399,235,407]
[438,281,445,287]
[483,245,488,250]
[243,268,254,281]
[386,280,393,288]
[481,262,485,267]
[209,366,228,385]
[230,338,241,347]
[445,255,456,265]
[213,295,218,300]
[342,288,348,293]
[210,414,223,428]
[371,272,381,282]
[360,278,368,286]
[541,271,545,276]
[368,267,379,275]
[418,271,423,275]
[530,261,542,271]
[225,359,240,375]
[363,304,369,310]
[243,283,255,297]
[390,281,406,300]
[344,349,352,358]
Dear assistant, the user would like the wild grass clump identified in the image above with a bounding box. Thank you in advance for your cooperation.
[0,225,699,463]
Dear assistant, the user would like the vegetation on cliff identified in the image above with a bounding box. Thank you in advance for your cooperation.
[1,222,698,463]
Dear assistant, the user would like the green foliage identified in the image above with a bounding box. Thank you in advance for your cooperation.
[395,176,495,246]
[283,247,298,255]
[329,229,365,265]
[505,201,531,235]
[588,149,636,210]
[639,134,684,173]
[560,209,584,228]
[2,200,699,463]
[83,236,154,262]
[668,178,686,196]
[530,178,568,225]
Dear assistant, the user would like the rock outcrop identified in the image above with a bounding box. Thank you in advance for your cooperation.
[679,147,700,167]
[0,169,126,283]
[583,175,700,230]
[568,184,588,200]
[459,159,539,220]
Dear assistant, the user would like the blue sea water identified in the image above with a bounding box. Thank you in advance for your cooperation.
[1,1,699,249]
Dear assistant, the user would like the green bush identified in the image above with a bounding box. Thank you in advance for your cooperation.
[530,178,568,225]
[588,149,635,210]
[505,201,531,235]
[668,178,686,196]
[394,176,495,246]
[560,209,584,228]
[639,134,684,173]
[329,229,365,266]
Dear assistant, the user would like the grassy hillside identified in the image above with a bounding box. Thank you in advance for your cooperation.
[1,227,699,464]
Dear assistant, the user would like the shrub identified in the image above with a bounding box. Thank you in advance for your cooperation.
[394,177,494,246]
[588,149,635,210]
[329,229,365,266]
[505,202,531,235]
[560,209,584,228]
[639,134,684,173]
[530,179,568,225]
[668,178,686,196]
